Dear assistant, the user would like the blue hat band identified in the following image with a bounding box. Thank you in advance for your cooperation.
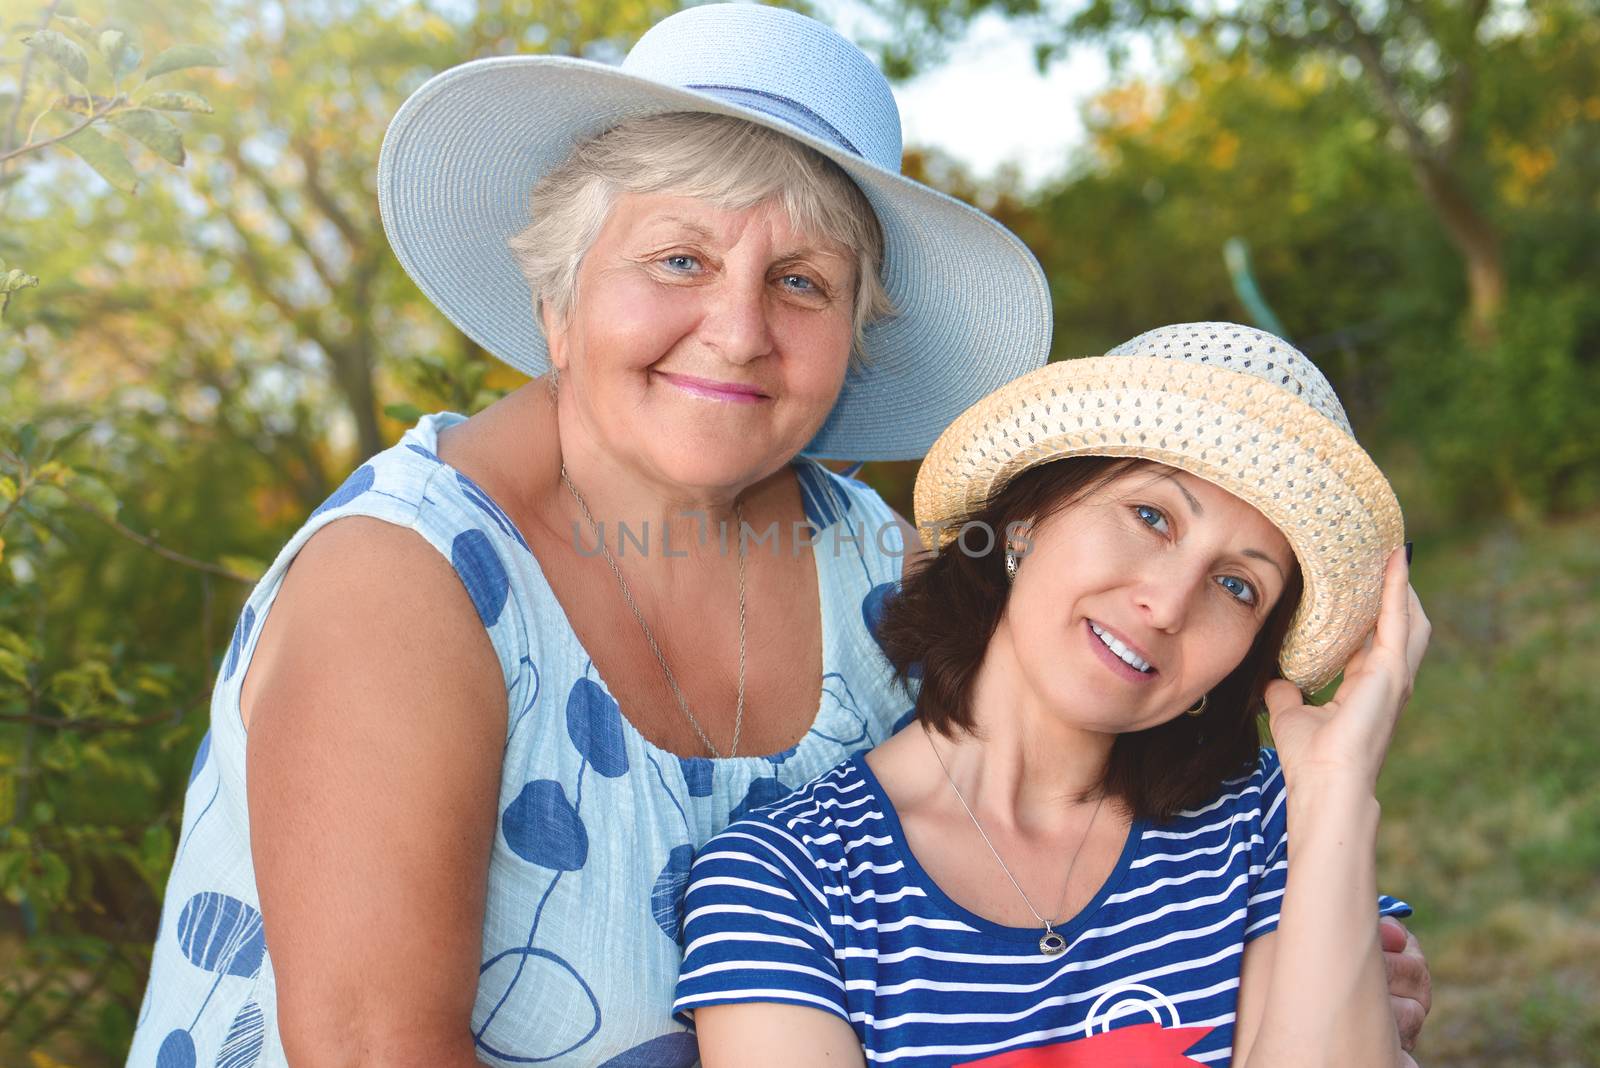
[686,84,865,160]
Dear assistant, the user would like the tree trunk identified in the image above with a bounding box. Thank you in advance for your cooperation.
[1410,153,1506,341]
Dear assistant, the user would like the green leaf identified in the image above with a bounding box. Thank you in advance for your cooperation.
[98,29,142,82]
[0,774,13,827]
[22,30,90,86]
[108,108,184,166]
[55,15,97,43]
[2,268,38,293]
[64,471,120,518]
[217,554,268,581]
[1,267,38,316]
[60,123,138,193]
[33,850,71,905]
[142,44,223,82]
[138,90,213,114]
[383,402,425,423]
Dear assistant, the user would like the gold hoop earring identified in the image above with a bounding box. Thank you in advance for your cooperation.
[1184,693,1208,717]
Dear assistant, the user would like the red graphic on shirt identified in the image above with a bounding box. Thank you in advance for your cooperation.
[955,1022,1215,1067]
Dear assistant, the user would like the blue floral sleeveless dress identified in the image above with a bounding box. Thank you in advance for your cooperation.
[126,412,915,1067]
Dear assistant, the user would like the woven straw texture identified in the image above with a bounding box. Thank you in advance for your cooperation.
[914,324,1405,693]
[377,4,1052,460]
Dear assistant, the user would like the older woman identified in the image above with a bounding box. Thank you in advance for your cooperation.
[126,7,1051,1066]
[128,6,1427,1067]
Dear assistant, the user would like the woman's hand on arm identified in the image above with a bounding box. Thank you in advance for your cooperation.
[1234,548,1430,1068]
[695,1003,866,1068]
[245,518,505,1068]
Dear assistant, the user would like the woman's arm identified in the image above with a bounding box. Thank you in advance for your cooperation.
[1232,548,1430,1068]
[245,518,505,1068]
[696,1003,866,1068]
[1232,780,1394,1066]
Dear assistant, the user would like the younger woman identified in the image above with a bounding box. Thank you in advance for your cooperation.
[673,322,1429,1067]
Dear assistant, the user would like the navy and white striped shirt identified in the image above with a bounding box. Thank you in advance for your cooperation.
[673,747,1409,1066]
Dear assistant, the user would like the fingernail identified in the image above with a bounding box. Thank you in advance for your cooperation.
[1404,541,1414,565]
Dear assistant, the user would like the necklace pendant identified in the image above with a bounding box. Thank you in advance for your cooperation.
[1039,927,1067,956]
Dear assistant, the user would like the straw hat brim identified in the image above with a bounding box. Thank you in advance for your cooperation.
[913,356,1405,693]
[377,56,1052,460]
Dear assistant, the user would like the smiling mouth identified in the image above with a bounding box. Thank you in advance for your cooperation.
[1089,620,1155,674]
[655,371,769,403]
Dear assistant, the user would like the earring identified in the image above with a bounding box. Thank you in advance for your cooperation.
[1004,549,1018,582]
[1184,693,1208,717]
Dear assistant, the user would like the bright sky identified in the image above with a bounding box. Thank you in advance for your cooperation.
[816,5,1129,188]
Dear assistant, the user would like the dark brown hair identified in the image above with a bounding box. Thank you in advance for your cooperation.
[878,457,1304,822]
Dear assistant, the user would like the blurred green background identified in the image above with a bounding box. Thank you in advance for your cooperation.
[1,0,1596,1064]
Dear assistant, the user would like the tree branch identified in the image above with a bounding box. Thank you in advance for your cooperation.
[56,483,254,583]
[0,101,119,166]
[225,144,343,297]
[1442,0,1492,161]
[295,138,365,249]
[1318,0,1437,165]
[2,0,63,158]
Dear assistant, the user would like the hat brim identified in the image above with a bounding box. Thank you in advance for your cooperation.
[913,356,1405,692]
[377,55,1052,460]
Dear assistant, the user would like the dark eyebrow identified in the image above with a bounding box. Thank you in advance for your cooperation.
[1242,548,1287,581]
[1162,472,1204,516]
[1163,471,1288,581]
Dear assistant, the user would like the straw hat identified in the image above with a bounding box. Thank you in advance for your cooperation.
[377,3,1051,460]
[914,322,1405,693]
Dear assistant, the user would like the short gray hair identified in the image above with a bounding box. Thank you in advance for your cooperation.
[508,112,894,364]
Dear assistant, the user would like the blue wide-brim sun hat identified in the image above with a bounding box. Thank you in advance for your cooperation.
[377,2,1052,460]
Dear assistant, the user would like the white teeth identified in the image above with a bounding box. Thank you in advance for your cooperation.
[1090,622,1152,673]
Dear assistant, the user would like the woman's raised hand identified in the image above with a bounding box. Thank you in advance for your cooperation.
[1263,547,1431,794]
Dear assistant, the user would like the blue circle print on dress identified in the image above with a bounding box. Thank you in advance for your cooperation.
[156,1027,196,1068]
[599,1032,700,1067]
[310,463,375,518]
[501,779,588,871]
[678,756,714,797]
[650,844,696,942]
[175,892,266,978]
[221,604,256,682]
[565,678,629,778]
[451,528,510,627]
[216,999,265,1068]
[476,946,601,1062]
[729,776,793,824]
[186,730,212,788]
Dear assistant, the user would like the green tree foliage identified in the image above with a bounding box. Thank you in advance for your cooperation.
[873,5,1600,518]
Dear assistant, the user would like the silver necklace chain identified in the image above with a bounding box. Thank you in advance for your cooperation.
[560,463,746,759]
[922,723,1106,956]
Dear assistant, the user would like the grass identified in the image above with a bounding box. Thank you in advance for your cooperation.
[1375,511,1600,1066]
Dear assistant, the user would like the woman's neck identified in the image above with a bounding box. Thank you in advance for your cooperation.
[510,379,797,579]
[936,621,1116,836]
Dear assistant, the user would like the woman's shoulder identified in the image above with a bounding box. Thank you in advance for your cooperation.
[1164,747,1285,828]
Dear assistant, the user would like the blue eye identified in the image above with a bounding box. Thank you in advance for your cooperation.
[662,254,700,272]
[1216,575,1257,605]
[779,273,817,293]
[1135,504,1169,534]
